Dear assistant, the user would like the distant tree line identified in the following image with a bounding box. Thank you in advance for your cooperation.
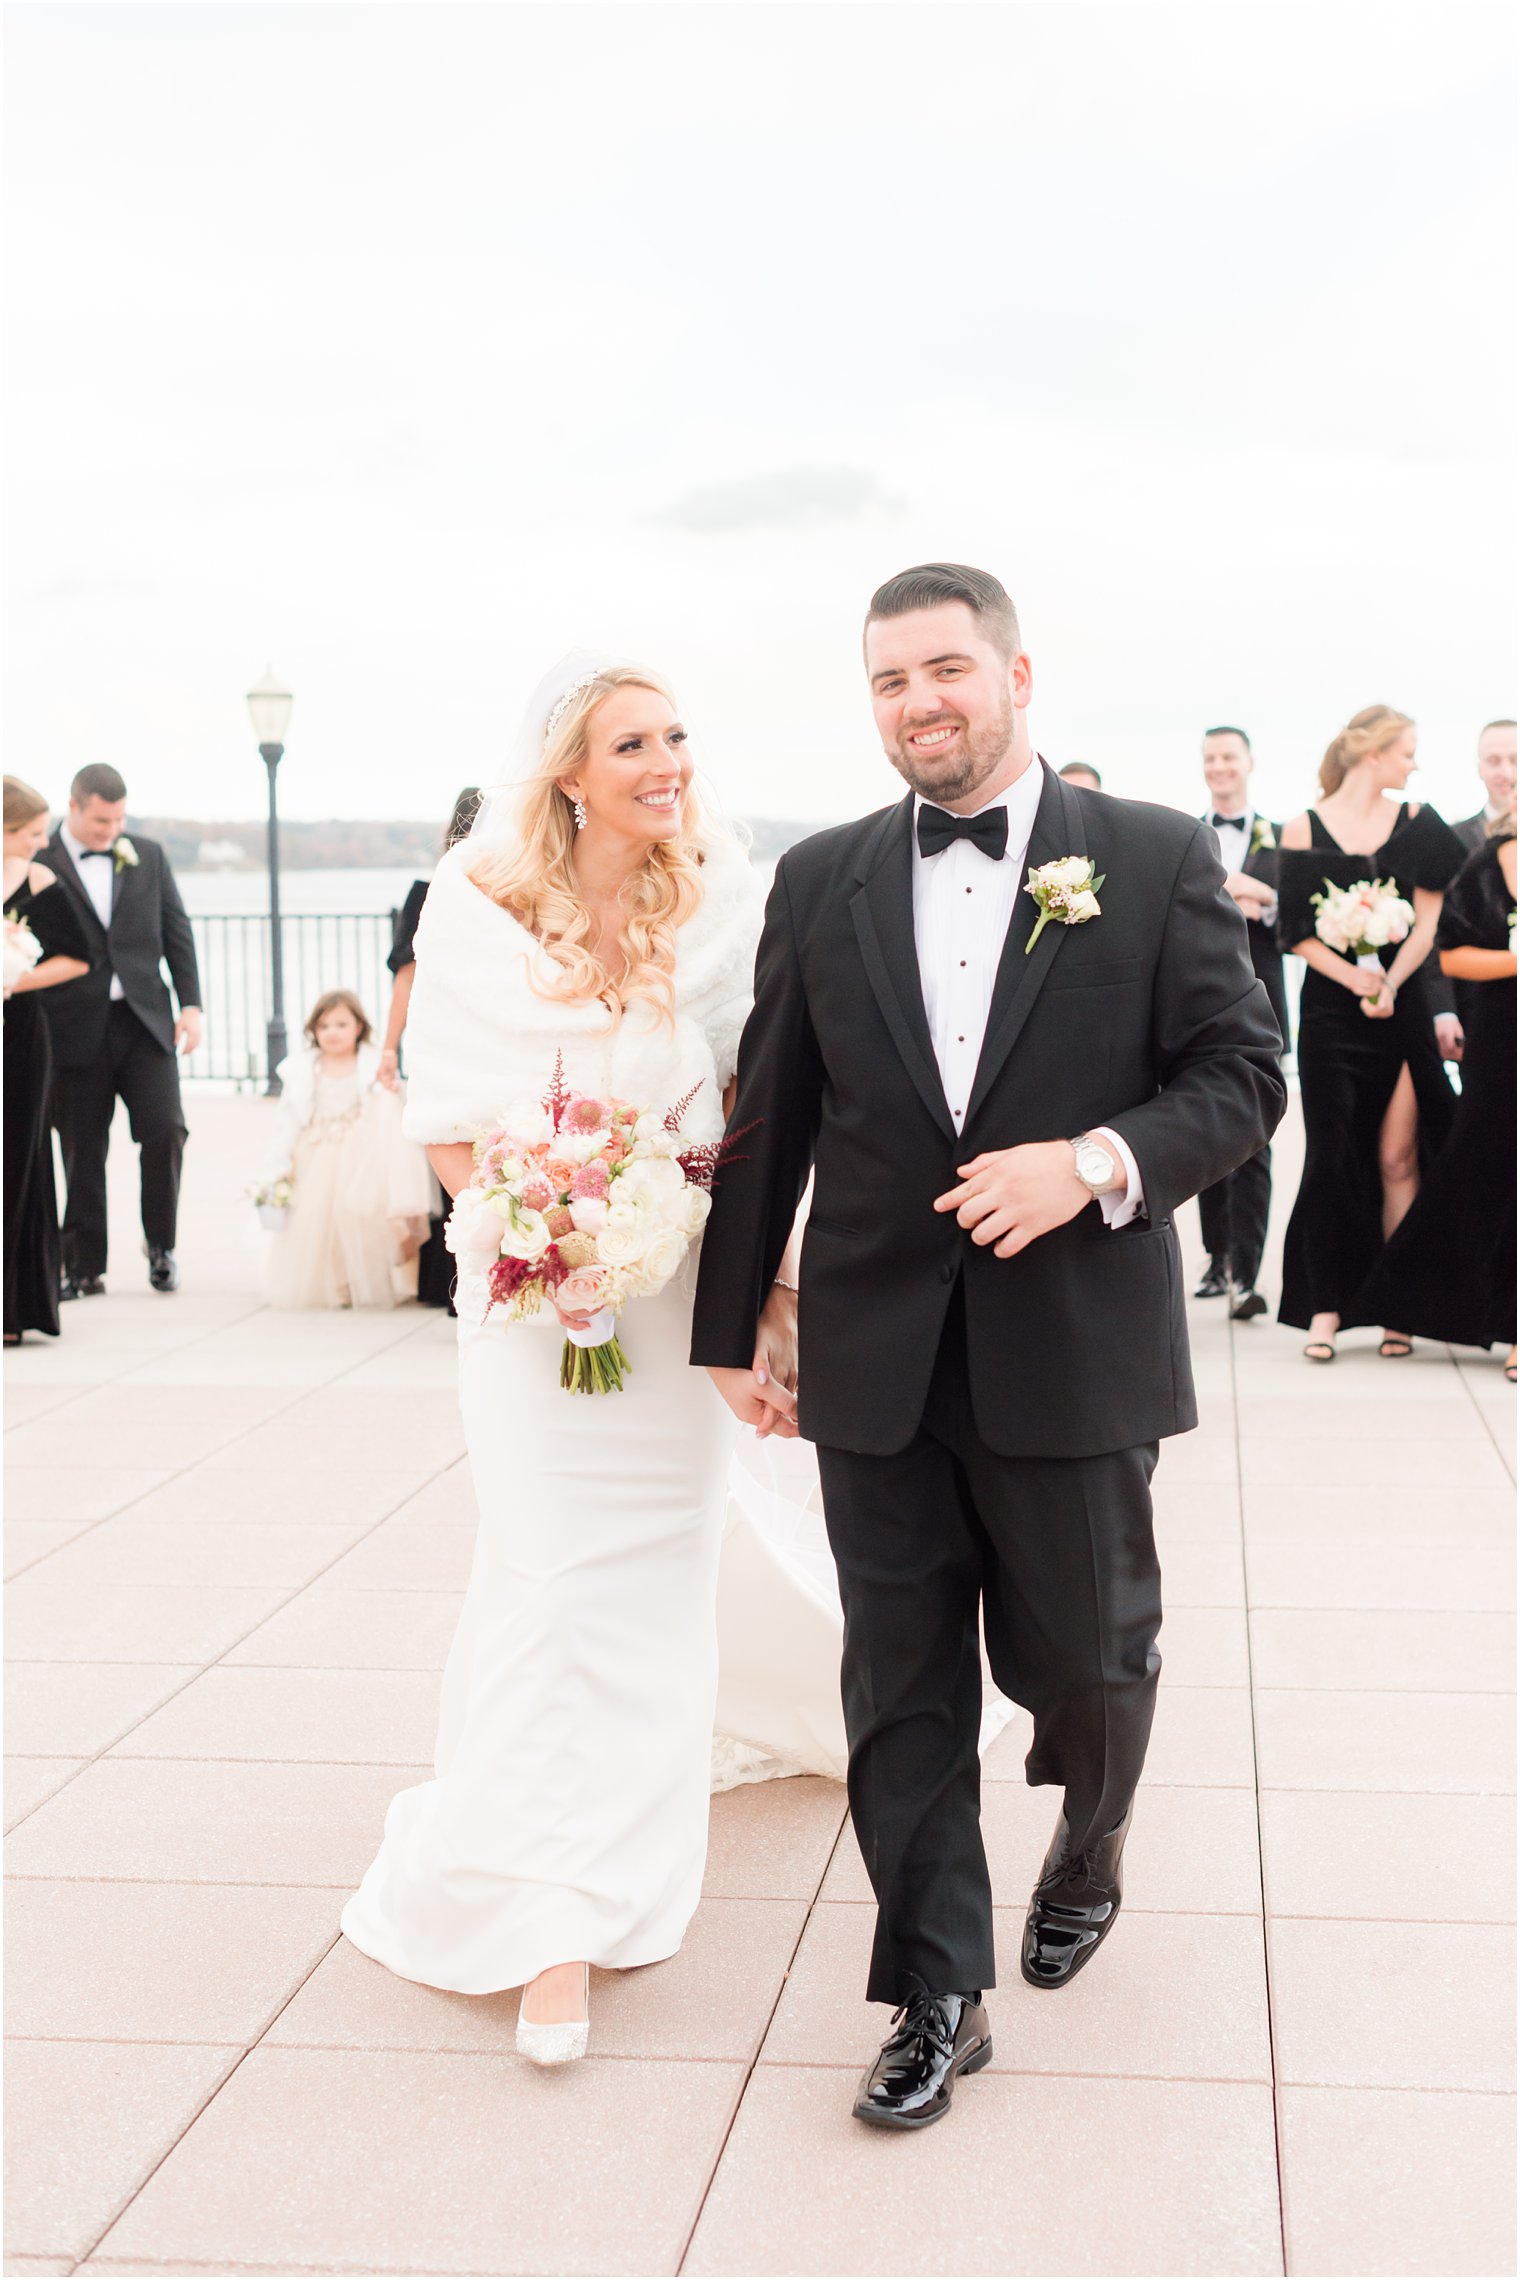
[135,814,824,870]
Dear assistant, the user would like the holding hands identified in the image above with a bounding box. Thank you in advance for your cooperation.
[708,1282,800,1440]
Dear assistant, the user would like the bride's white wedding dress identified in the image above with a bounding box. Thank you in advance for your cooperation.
[340,834,848,1993]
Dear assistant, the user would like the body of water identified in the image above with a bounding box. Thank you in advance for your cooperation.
[181,867,422,918]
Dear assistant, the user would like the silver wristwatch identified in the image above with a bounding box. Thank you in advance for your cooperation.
[1070,1132,1117,1195]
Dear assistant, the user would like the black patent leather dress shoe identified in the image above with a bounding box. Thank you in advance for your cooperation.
[1193,1258,1231,1299]
[1022,1806,1132,1990]
[1230,1288,1268,1322]
[147,1249,179,1293]
[852,1981,992,2130]
[60,1272,106,1300]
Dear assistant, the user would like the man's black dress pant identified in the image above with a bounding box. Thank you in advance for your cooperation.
[51,1002,187,1278]
[816,1284,1162,2005]
[1197,1143,1272,1292]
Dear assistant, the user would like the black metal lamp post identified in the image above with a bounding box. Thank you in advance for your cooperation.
[246,669,294,1095]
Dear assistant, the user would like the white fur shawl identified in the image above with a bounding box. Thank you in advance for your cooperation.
[400,835,765,1148]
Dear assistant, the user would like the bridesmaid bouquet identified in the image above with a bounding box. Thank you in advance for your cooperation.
[446,1055,726,1393]
[1311,876,1416,987]
[2,914,43,991]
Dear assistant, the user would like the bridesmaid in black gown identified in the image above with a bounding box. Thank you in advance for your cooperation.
[377,787,480,1311]
[1359,832,1516,1379]
[4,778,93,1344]
[1276,708,1467,1360]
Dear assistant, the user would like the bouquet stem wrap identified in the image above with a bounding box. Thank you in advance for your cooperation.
[560,1306,628,1395]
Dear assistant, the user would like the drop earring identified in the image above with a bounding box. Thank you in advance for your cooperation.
[572,795,588,832]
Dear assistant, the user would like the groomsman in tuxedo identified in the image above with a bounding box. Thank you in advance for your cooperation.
[694,564,1284,2130]
[1423,720,1515,1051]
[45,764,202,1295]
[1453,718,1517,853]
[1194,726,1288,1321]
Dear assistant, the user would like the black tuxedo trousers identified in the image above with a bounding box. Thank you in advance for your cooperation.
[52,1002,186,1275]
[820,1280,1161,2004]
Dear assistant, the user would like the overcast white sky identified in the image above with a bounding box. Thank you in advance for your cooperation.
[4,1,1514,831]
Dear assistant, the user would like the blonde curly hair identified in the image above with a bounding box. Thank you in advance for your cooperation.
[1319,705,1415,797]
[468,665,720,1022]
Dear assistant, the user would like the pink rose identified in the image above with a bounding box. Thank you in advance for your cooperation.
[556,1264,611,1316]
[545,1156,578,1192]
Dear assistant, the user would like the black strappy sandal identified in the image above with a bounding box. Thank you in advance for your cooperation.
[1303,1341,1336,1364]
[1379,1335,1413,1359]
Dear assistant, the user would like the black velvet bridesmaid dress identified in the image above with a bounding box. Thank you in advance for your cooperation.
[4,876,92,1340]
[1276,803,1467,1333]
[1358,835,1516,1351]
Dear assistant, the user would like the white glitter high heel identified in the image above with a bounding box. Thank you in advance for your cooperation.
[516,1964,590,2066]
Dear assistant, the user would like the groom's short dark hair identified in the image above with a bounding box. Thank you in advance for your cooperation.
[71,764,128,804]
[865,563,1022,663]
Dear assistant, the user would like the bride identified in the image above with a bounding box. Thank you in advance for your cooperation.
[340,652,841,2062]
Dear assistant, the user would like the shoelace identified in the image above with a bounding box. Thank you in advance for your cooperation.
[885,1987,954,2055]
[1039,1846,1098,1893]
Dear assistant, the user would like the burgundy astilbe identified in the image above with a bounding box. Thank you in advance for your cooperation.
[679,1121,761,1195]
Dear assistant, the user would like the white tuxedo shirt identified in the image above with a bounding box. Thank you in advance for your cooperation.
[911,758,1143,1226]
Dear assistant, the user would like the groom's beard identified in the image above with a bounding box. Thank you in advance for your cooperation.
[888,693,1016,805]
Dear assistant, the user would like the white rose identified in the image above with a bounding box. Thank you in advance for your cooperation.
[500,1099,554,1147]
[499,1207,552,1262]
[1068,889,1101,922]
[444,1188,504,1269]
[637,1227,690,1290]
[675,1184,712,1237]
[597,1219,649,1268]
[569,1195,610,1236]
[632,1112,664,1144]
[557,1129,601,1165]
[1043,856,1090,887]
[619,1156,685,1207]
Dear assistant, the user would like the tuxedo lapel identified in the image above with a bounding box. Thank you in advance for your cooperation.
[47,832,107,941]
[963,766,1086,1128]
[849,798,957,1143]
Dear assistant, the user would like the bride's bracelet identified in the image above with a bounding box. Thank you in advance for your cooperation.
[772,1277,799,1295]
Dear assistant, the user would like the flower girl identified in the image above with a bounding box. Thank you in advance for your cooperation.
[263,988,434,1310]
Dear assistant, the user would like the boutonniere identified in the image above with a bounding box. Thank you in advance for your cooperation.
[1025,856,1105,954]
[112,837,139,873]
[1249,816,1277,855]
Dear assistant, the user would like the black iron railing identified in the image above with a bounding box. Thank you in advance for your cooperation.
[184,911,395,1085]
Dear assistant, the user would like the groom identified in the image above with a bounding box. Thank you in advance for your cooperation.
[693,564,1285,2130]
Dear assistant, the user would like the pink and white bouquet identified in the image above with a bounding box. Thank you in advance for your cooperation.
[3,914,43,991]
[1311,877,1416,960]
[446,1056,731,1393]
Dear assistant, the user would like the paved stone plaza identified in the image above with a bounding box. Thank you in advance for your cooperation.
[4,1092,1514,2277]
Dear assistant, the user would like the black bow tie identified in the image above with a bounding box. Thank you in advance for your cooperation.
[76,847,113,861]
[1209,812,1247,832]
[916,804,1009,862]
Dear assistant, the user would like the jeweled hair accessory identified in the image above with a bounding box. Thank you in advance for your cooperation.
[467,649,630,847]
[543,669,609,747]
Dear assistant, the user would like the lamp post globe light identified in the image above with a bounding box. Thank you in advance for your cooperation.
[246,668,294,1096]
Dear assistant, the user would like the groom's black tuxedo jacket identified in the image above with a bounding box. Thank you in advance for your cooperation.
[691,766,1286,1460]
[42,829,201,1069]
